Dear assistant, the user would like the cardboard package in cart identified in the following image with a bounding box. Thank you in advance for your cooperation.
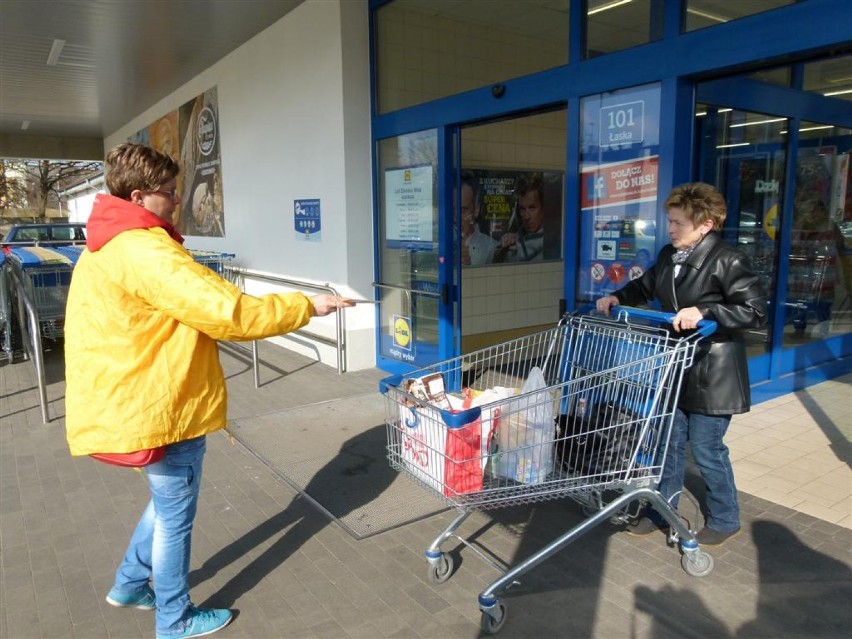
[399,373,491,497]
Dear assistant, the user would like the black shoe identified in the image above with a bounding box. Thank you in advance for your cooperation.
[624,517,669,537]
[695,527,740,546]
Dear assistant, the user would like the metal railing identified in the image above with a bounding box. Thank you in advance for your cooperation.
[5,261,50,423]
[224,266,347,376]
[2,262,350,424]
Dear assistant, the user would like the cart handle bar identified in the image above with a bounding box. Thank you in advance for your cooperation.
[611,306,717,338]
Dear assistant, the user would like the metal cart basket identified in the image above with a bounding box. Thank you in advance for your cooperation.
[380,307,717,634]
[4,246,82,343]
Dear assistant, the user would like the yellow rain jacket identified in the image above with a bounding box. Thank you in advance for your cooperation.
[65,194,315,456]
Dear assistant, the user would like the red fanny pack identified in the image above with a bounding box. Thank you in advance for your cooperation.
[90,447,166,468]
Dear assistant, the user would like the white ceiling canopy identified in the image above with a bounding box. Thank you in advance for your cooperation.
[0,0,304,139]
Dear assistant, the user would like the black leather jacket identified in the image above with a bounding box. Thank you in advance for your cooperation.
[613,232,767,415]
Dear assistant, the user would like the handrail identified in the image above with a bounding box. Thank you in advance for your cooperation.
[224,266,347,375]
[4,261,50,423]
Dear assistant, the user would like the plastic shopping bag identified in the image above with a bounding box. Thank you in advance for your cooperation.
[399,393,485,497]
[493,366,556,484]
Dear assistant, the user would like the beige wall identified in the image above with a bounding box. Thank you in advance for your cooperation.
[0,134,103,161]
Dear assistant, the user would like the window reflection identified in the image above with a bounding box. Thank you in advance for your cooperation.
[585,0,654,59]
[685,0,795,32]
[697,104,784,354]
[785,132,852,345]
[376,0,568,114]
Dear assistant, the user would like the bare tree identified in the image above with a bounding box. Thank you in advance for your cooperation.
[0,159,31,213]
[0,159,102,221]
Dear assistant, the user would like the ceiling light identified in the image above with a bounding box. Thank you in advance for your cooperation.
[21,120,30,130]
[588,0,632,16]
[686,7,729,23]
[729,117,786,128]
[716,142,750,149]
[823,88,852,97]
[798,125,833,132]
[695,110,707,117]
[46,39,65,66]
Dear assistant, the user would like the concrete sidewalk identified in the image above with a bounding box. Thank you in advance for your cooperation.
[1,340,850,638]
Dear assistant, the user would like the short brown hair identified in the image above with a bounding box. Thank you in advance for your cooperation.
[664,182,727,230]
[105,143,180,200]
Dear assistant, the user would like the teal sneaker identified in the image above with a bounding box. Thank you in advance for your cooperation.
[105,585,156,611]
[156,607,233,639]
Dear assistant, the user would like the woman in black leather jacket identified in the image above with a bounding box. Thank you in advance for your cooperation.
[597,182,767,546]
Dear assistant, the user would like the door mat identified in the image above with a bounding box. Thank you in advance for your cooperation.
[228,393,448,539]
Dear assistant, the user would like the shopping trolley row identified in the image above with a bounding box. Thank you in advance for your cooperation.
[381,308,717,634]
[1,246,236,359]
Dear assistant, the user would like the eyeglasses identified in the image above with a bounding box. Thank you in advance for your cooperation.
[150,188,179,200]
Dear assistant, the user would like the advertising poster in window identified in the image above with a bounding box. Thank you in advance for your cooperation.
[461,169,563,266]
[129,86,225,238]
[578,84,661,301]
[385,165,434,250]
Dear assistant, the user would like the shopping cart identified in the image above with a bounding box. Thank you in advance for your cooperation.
[189,250,236,278]
[0,253,11,358]
[380,307,717,634]
[4,246,81,342]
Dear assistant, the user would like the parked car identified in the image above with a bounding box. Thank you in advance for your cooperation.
[1,222,87,247]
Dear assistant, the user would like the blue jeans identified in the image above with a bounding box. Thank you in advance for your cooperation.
[650,409,740,532]
[110,436,206,636]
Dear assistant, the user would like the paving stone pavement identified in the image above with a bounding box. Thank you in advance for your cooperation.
[1,340,850,639]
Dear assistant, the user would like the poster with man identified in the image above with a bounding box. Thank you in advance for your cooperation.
[461,168,563,266]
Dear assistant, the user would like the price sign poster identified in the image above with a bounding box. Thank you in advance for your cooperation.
[385,165,434,250]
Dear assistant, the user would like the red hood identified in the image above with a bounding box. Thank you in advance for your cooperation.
[86,193,184,251]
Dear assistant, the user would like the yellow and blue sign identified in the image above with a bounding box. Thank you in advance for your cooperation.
[392,314,412,351]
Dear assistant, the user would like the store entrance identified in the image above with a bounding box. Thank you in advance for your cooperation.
[457,109,567,354]
[696,55,852,379]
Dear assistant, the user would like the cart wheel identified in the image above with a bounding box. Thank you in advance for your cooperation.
[480,602,507,635]
[428,553,454,584]
[681,550,714,577]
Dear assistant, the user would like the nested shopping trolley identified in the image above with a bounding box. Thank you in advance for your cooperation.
[4,246,82,343]
[380,307,717,634]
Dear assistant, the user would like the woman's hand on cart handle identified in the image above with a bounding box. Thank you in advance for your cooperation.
[595,295,620,316]
[610,305,718,337]
[671,307,704,333]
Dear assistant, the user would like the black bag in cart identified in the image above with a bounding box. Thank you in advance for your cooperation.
[555,402,645,477]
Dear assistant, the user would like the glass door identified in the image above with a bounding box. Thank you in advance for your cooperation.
[375,129,456,373]
[458,110,567,354]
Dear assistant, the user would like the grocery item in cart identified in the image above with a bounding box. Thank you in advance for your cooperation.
[398,376,484,497]
[491,367,555,484]
[556,401,646,477]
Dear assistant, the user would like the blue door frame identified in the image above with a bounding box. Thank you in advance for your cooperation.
[369,0,852,392]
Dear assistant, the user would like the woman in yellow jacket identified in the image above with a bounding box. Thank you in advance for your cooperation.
[65,144,353,639]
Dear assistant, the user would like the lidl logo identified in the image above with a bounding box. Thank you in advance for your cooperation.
[393,315,412,350]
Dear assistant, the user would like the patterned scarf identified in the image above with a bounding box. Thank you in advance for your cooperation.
[671,243,698,265]
[672,232,708,265]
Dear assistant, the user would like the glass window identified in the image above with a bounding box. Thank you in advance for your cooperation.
[684,0,795,32]
[785,122,852,345]
[577,83,662,304]
[375,0,568,114]
[697,105,784,355]
[585,0,656,59]
[377,131,442,363]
